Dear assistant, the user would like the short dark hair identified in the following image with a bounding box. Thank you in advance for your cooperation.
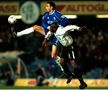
[47,1,56,10]
[50,22,59,32]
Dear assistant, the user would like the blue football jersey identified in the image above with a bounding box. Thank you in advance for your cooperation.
[42,10,70,34]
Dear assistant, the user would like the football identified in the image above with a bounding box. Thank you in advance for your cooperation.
[8,15,17,24]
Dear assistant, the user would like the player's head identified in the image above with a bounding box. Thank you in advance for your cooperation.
[50,22,59,33]
[46,1,56,12]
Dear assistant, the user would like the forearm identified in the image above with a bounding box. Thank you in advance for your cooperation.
[45,31,53,40]
[67,25,80,31]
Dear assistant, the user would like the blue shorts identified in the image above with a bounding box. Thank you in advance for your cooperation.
[50,36,59,46]
[44,28,48,35]
[44,28,59,46]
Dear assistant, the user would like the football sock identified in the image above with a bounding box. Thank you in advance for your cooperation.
[55,56,64,72]
[17,27,34,37]
[74,67,84,84]
[61,62,74,77]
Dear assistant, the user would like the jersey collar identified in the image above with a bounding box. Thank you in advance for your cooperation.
[49,10,55,15]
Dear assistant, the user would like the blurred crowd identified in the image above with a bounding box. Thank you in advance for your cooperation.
[0,18,108,81]
[76,26,108,73]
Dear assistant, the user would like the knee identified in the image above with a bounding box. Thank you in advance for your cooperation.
[60,58,65,64]
[72,64,77,69]
[51,52,56,60]
[33,25,38,30]
[70,61,77,69]
[33,25,41,30]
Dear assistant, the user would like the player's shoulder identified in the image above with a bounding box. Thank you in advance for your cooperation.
[54,10,62,15]
[43,12,49,17]
[42,12,49,19]
[56,26,64,33]
[54,10,64,18]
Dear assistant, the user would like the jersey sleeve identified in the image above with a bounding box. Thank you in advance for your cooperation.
[63,25,80,33]
[41,13,49,30]
[54,11,70,26]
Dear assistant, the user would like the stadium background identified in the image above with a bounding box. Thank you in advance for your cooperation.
[0,0,108,89]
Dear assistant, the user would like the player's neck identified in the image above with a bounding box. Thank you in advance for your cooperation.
[49,10,55,15]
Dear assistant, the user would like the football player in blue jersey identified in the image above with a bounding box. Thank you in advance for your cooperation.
[41,2,73,80]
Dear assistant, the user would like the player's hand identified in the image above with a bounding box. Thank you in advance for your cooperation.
[79,26,87,33]
[42,38,47,47]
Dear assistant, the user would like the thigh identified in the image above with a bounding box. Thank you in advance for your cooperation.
[33,25,45,36]
[51,45,58,59]
[61,46,76,61]
[50,36,59,46]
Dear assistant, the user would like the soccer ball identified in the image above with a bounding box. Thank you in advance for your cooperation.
[8,15,17,24]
